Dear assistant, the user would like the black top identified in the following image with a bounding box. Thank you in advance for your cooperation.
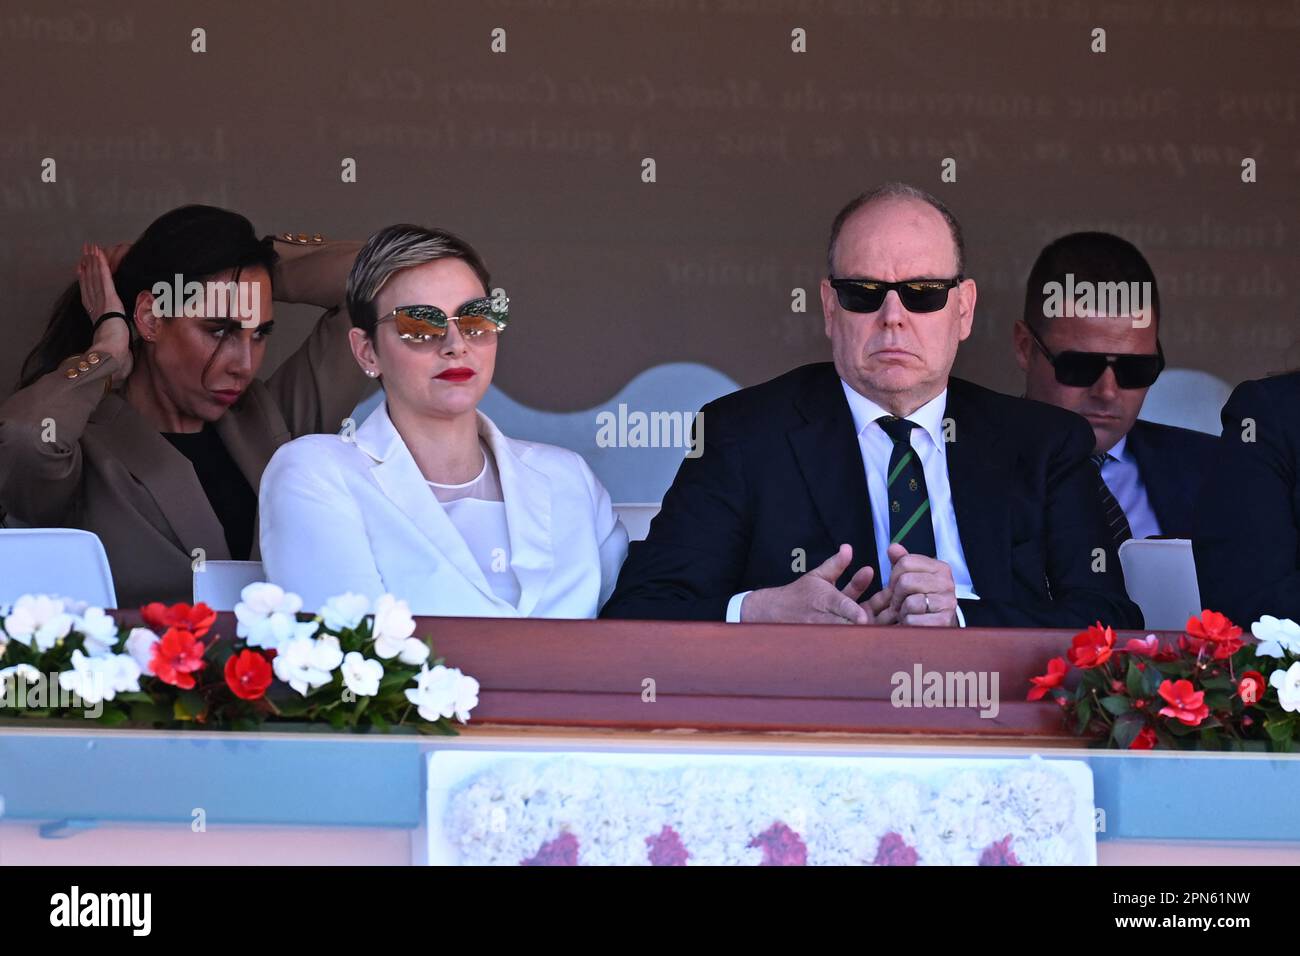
[161,424,256,561]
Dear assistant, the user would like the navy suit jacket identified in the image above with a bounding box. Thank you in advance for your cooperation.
[1125,418,1218,539]
[1194,371,1300,623]
[601,363,1143,629]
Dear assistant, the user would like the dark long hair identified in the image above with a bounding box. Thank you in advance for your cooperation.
[18,205,278,388]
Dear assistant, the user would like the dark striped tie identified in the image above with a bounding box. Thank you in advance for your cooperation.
[877,416,937,557]
[1091,452,1133,547]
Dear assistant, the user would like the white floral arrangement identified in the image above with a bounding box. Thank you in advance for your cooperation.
[0,584,478,733]
[441,757,1092,866]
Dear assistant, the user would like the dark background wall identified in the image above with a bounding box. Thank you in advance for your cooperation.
[3,0,1298,407]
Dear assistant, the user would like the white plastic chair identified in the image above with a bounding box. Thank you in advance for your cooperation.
[0,528,117,608]
[193,560,266,611]
[614,503,661,543]
[1118,538,1203,631]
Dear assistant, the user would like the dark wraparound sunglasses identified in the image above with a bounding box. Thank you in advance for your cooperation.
[1025,322,1165,389]
[829,276,963,314]
[377,296,509,343]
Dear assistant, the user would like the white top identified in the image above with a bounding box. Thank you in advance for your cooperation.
[259,403,629,618]
[725,380,977,624]
[427,443,521,608]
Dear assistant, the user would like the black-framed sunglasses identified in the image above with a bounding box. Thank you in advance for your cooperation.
[377,296,509,343]
[829,275,964,314]
[1025,322,1165,389]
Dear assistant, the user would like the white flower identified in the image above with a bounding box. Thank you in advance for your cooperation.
[341,652,383,698]
[4,595,75,652]
[124,628,160,676]
[1252,616,1300,659]
[235,582,309,650]
[57,650,140,706]
[1269,662,1300,713]
[104,654,142,695]
[372,594,416,659]
[272,634,344,697]
[0,663,42,685]
[405,664,479,723]
[75,607,119,657]
[398,637,430,666]
[320,592,370,632]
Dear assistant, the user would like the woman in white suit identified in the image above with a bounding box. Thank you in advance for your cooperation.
[258,225,628,616]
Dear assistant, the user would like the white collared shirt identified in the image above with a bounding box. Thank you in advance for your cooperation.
[726,379,978,624]
[1098,434,1162,541]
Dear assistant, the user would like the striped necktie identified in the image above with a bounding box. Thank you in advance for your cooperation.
[1091,452,1133,547]
[876,416,937,558]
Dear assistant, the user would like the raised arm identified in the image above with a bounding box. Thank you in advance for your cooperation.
[0,245,133,525]
[263,236,377,438]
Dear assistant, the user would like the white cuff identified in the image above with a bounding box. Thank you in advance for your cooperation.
[954,602,966,628]
[725,591,751,623]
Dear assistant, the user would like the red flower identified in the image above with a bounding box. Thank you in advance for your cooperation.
[873,832,919,866]
[1129,726,1157,750]
[521,832,579,866]
[645,826,690,866]
[749,822,807,866]
[1183,610,1244,660]
[1067,623,1116,669]
[141,601,216,638]
[149,627,207,690]
[978,834,1022,866]
[1157,679,1209,727]
[1238,671,1267,706]
[224,649,273,701]
[1027,657,1069,701]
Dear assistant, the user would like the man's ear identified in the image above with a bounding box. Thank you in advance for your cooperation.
[1012,320,1032,372]
[820,277,837,340]
[956,277,977,341]
[133,290,159,341]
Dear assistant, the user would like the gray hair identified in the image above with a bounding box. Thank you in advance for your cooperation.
[825,182,966,277]
[345,224,491,339]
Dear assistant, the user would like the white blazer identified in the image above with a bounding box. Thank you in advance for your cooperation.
[258,402,628,617]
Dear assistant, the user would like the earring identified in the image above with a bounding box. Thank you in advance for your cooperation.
[364,369,378,378]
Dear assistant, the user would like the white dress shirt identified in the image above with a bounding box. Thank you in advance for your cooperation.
[726,380,978,624]
[1099,434,1162,540]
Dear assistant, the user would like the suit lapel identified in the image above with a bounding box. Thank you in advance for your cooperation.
[943,381,1012,600]
[788,367,881,593]
[88,394,232,560]
[481,415,554,617]
[359,403,501,605]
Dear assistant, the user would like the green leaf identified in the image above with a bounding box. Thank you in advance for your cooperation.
[1111,711,1145,749]
[1100,696,1132,716]
[1265,717,1297,743]
[1125,660,1143,698]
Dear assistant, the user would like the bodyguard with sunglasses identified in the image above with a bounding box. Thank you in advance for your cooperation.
[259,224,628,616]
[1014,232,1216,542]
[603,183,1142,629]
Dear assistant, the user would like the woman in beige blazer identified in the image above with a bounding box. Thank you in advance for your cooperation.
[0,205,373,607]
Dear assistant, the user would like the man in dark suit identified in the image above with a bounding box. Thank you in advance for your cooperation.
[1195,372,1300,624]
[602,184,1142,629]
[1014,232,1217,541]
